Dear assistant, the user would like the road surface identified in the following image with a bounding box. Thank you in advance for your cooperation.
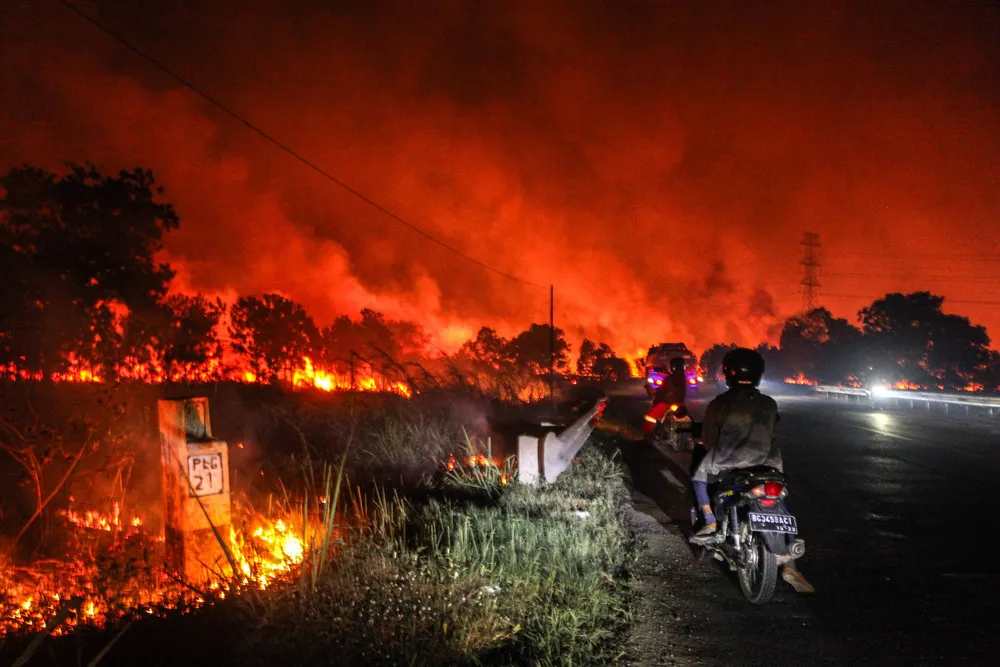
[604,381,1000,666]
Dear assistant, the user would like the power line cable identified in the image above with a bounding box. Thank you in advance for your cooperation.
[54,0,544,290]
[824,273,1000,283]
[826,254,1000,261]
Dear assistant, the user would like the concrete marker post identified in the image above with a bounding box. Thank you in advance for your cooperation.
[159,397,233,584]
[517,434,541,484]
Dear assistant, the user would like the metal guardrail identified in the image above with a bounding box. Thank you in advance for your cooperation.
[814,385,1000,414]
[816,384,870,397]
[517,397,608,484]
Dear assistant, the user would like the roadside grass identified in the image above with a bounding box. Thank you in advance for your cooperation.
[243,442,637,667]
[4,397,636,667]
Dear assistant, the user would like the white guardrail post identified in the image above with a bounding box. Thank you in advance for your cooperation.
[518,398,608,484]
[813,385,1000,415]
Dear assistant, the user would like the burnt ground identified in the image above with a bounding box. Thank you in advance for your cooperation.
[600,381,1000,667]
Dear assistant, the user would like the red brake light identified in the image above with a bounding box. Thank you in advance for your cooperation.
[759,498,777,507]
[764,481,784,498]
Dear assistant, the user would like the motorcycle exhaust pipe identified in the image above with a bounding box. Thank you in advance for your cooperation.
[790,539,806,559]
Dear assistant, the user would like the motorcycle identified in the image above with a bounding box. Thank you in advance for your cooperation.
[691,466,806,604]
[643,401,694,452]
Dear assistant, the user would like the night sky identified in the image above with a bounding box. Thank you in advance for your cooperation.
[3,0,998,357]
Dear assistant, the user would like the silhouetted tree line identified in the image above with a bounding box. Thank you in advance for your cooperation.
[5,164,993,393]
[700,300,998,391]
[1,164,628,392]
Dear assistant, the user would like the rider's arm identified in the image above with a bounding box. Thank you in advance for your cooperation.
[701,399,720,451]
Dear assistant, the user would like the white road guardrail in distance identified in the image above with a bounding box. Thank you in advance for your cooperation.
[815,384,870,397]
[518,398,608,484]
[814,385,1000,413]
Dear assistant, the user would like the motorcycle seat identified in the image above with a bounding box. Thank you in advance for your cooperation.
[716,466,784,491]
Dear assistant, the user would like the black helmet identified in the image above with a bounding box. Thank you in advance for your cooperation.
[669,357,686,374]
[722,348,764,388]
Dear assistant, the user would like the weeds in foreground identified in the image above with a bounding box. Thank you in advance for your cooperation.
[6,408,636,667]
[247,445,636,667]
[441,432,516,498]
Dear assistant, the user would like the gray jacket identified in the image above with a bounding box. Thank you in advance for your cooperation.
[692,388,782,483]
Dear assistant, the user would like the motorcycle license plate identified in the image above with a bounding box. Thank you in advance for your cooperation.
[749,512,798,534]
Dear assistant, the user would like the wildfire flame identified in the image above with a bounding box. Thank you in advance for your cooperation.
[893,380,923,391]
[784,373,818,386]
[445,452,511,486]
[0,502,321,637]
[229,517,313,591]
[2,354,411,397]
[292,357,411,397]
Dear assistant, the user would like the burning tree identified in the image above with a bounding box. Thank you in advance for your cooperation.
[156,293,227,380]
[506,323,570,376]
[860,292,991,389]
[454,325,574,401]
[576,339,631,381]
[229,294,319,383]
[0,164,178,379]
[778,307,864,384]
[458,327,513,374]
[699,343,737,382]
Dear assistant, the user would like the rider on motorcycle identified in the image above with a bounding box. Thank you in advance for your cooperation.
[644,357,690,437]
[690,347,814,592]
[653,357,688,406]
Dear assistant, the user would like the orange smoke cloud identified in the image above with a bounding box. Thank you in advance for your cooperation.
[2,0,998,355]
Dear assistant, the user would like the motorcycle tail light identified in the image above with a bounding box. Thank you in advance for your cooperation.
[759,498,777,507]
[764,481,785,498]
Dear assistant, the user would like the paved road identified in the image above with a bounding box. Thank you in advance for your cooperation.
[606,382,1000,666]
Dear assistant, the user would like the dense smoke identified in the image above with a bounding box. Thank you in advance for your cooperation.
[3,0,998,356]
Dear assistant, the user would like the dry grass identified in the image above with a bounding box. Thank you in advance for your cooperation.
[1,386,636,667]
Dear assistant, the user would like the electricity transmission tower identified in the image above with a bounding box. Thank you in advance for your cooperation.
[800,232,821,311]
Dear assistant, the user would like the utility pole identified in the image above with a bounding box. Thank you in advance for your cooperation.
[549,284,555,412]
[800,232,821,312]
[349,350,356,390]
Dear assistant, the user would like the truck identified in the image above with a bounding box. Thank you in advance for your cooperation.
[643,342,702,398]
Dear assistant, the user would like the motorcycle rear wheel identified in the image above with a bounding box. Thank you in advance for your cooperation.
[737,524,778,604]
